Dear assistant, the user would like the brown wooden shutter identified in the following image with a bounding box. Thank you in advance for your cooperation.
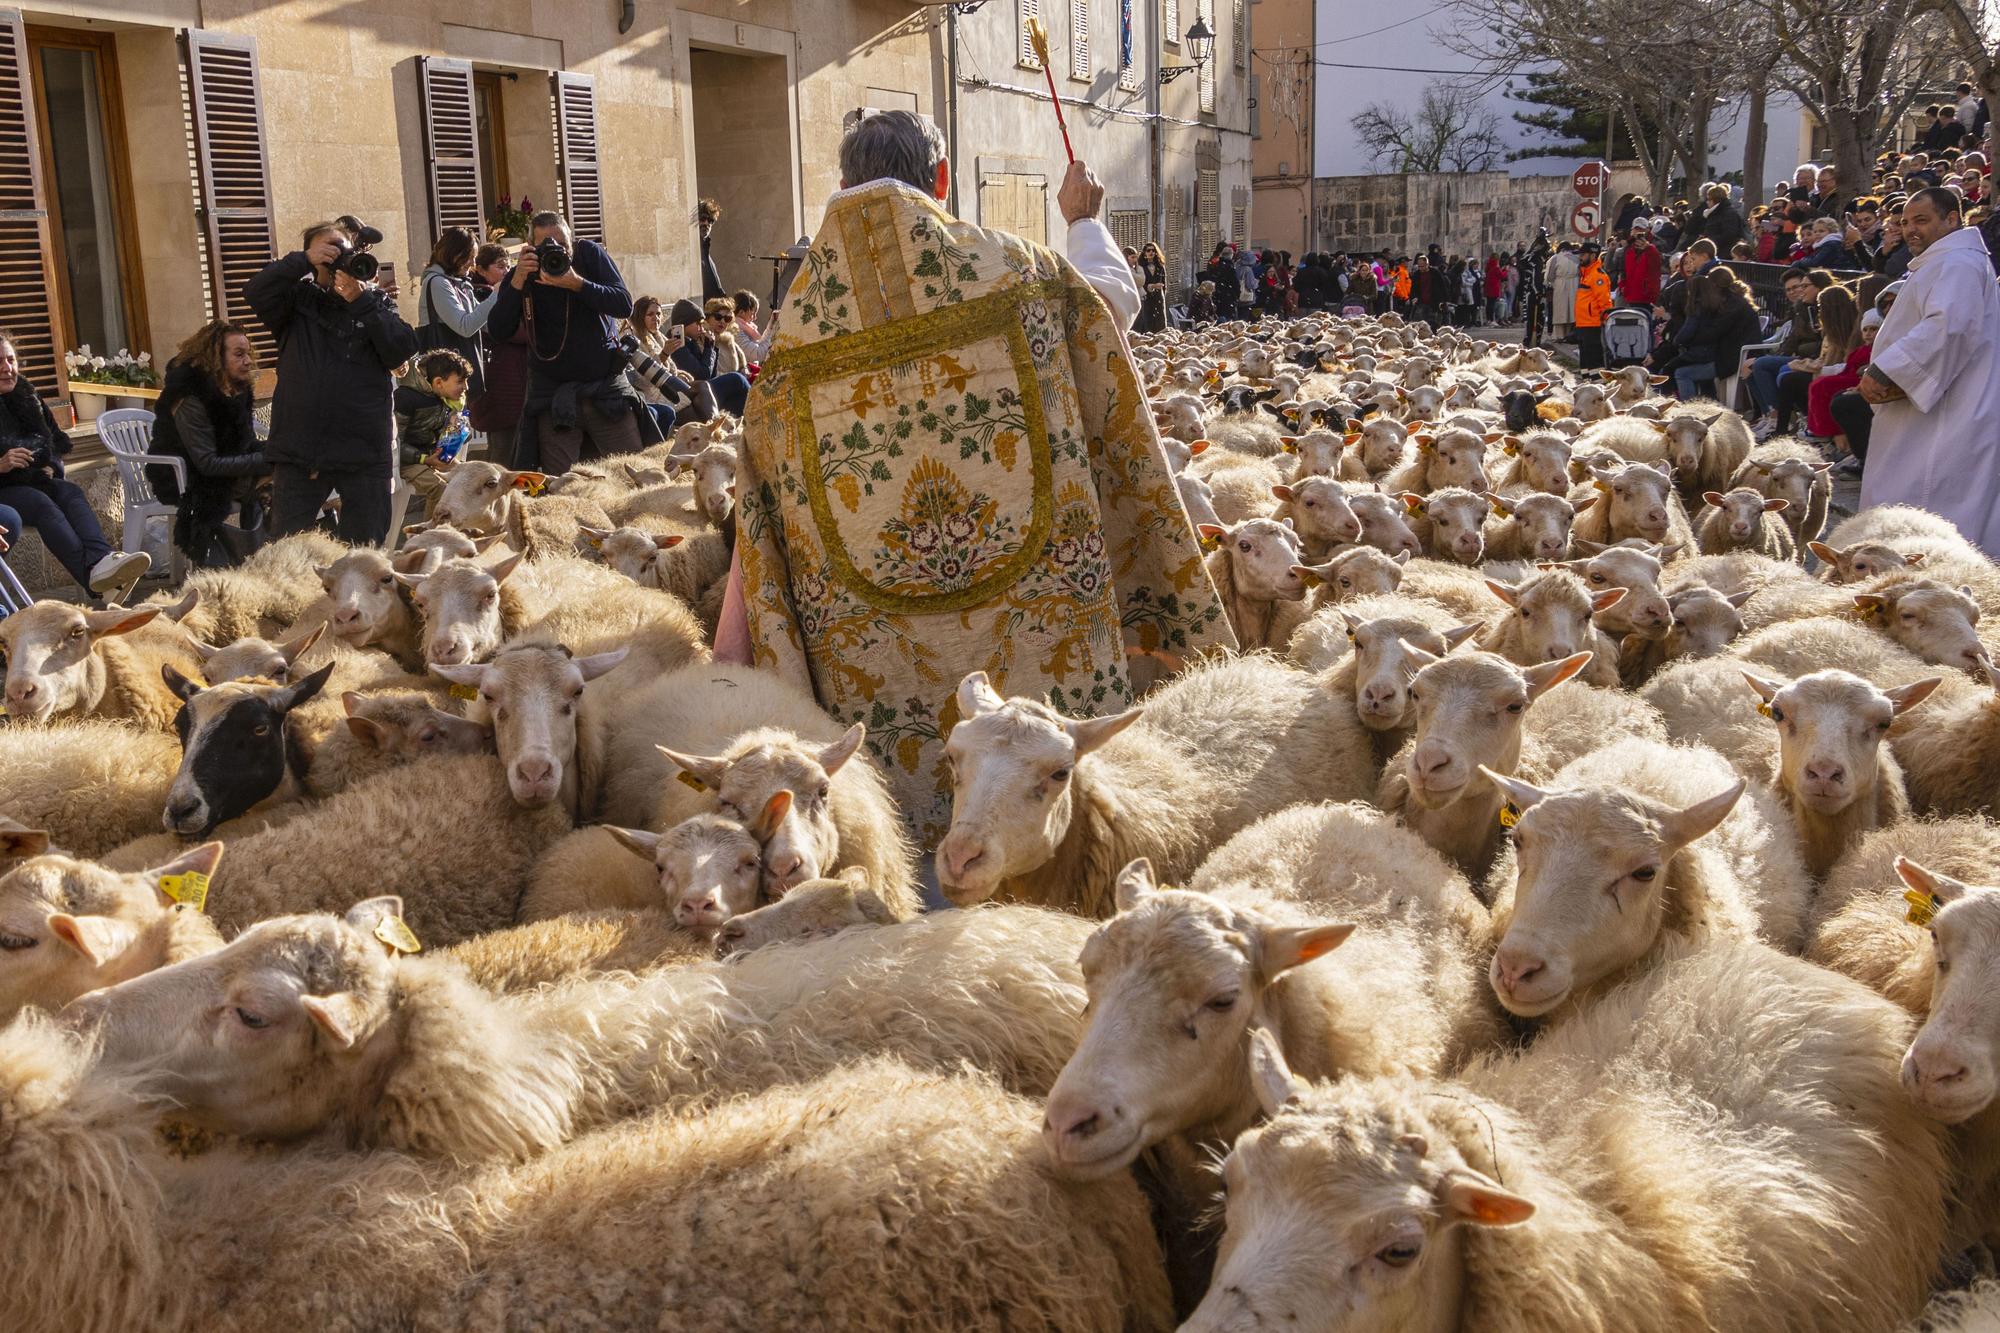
[418,56,483,242]
[182,28,277,360]
[0,10,61,392]
[551,71,604,244]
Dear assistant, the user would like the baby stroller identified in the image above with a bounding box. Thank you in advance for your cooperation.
[1602,307,1653,368]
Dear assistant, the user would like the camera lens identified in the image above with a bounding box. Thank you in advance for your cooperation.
[346,251,380,282]
[536,238,572,278]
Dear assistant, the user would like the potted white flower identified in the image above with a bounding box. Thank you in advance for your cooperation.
[65,343,161,423]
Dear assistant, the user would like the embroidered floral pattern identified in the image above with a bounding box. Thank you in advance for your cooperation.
[740,182,1235,842]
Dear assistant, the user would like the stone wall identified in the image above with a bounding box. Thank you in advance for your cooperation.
[1310,172,1574,258]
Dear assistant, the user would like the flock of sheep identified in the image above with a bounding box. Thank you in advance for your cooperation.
[3,305,2000,1331]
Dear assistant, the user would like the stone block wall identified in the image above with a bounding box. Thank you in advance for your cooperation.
[1311,172,1574,258]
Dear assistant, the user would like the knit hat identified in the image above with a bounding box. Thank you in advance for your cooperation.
[668,298,703,328]
[1861,308,1884,331]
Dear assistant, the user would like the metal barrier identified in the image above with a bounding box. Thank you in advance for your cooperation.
[1716,260,1872,317]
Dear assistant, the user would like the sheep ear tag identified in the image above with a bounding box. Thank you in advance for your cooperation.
[1297,568,1323,588]
[159,871,211,913]
[1490,502,1512,519]
[448,682,480,703]
[374,915,423,955]
[1199,532,1221,552]
[511,472,549,497]
[1904,889,1937,928]
[1756,701,1774,719]
[675,770,708,792]
[1502,440,1519,456]
[1498,802,1521,829]
[586,535,604,551]
[1402,496,1427,515]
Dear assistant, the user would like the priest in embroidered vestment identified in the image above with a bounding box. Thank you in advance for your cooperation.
[723,110,1233,842]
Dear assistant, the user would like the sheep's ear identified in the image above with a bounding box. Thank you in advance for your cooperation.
[1480,766,1547,813]
[390,546,437,576]
[1523,652,1591,699]
[578,523,614,547]
[957,671,1007,720]
[277,623,326,667]
[46,912,138,968]
[1188,439,1210,456]
[1886,677,1942,715]
[1807,541,1840,565]
[429,661,485,689]
[1571,538,1608,556]
[1113,857,1157,914]
[1271,484,1296,503]
[653,534,686,552]
[749,790,794,842]
[1754,495,1790,514]
[143,842,225,908]
[0,827,48,858]
[345,714,391,751]
[300,993,368,1050]
[817,723,867,776]
[1702,491,1727,507]
[1065,706,1143,757]
[1257,922,1355,984]
[84,606,159,641]
[1895,856,1977,907]
[604,825,663,861]
[1442,623,1481,650]
[420,708,491,750]
[1439,1169,1537,1228]
[1653,541,1685,562]
[1724,590,1754,609]
[1247,1027,1305,1117]
[656,744,730,792]
[1739,670,1783,705]
[1904,551,1927,567]
[1572,491,1600,512]
[471,533,508,554]
[161,664,203,703]
[271,663,334,714]
[1484,579,1521,608]
[392,570,427,590]
[1392,550,1412,566]
[1400,640,1441,671]
[342,894,406,942]
[160,587,201,621]
[1853,593,1889,618]
[575,647,629,681]
[489,553,524,585]
[1658,779,1745,850]
[188,637,222,663]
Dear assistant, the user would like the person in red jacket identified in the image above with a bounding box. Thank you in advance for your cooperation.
[1619,226,1663,307]
[1483,254,1505,322]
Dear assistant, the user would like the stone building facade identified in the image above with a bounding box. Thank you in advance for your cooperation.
[1310,171,1576,258]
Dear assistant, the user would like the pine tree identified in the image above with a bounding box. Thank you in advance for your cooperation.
[1506,73,1639,161]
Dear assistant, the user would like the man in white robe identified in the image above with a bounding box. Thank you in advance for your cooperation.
[1859,187,2000,556]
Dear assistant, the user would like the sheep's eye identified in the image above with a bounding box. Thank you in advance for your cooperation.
[379,574,394,586]
[236,1007,269,1030]
[1340,577,1352,588]
[67,625,85,640]
[1237,540,1252,554]
[482,592,497,607]
[252,724,270,737]
[1769,706,1785,724]
[1305,499,1317,508]
[0,932,34,951]
[1049,767,1072,784]
[1206,993,1239,1012]
[1631,866,1658,883]
[1519,608,1532,620]
[1589,573,1605,583]
[740,856,758,871]
[1378,1242,1421,1268]
[816,784,831,805]
[1505,702,1524,714]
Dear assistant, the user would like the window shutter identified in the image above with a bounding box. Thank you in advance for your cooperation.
[182,28,277,361]
[1018,0,1043,69]
[1069,0,1090,81]
[551,71,604,244]
[418,56,483,242]
[1164,0,1180,45]
[0,9,60,391]
[1198,0,1215,113]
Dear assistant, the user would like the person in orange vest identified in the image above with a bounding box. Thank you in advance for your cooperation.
[1392,259,1412,314]
[1573,240,1613,369]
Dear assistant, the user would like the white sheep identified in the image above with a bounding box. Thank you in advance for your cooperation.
[1730,440,1833,547]
[1476,570,1625,689]
[1382,426,1492,496]
[1572,460,1696,553]
[1657,404,1755,503]
[0,720,185,857]
[1615,585,1751,687]
[430,460,615,559]
[1198,517,1312,651]
[1695,487,1796,560]
[1295,545,1409,609]
[1185,941,1949,1333]
[1482,737,1810,1022]
[1482,490,1588,562]
[1288,595,1478,747]
[1807,538,1921,583]
[1346,488,1423,557]
[1402,487,1490,565]
[0,603,196,728]
[1269,477,1361,558]
[1491,431,1572,497]
[938,656,1377,915]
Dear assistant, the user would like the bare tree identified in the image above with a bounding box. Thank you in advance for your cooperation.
[1351,83,1507,173]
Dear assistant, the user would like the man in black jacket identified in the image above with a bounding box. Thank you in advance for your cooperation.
[486,210,650,474]
[244,221,418,544]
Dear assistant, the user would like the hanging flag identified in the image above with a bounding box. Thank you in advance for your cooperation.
[1121,0,1133,74]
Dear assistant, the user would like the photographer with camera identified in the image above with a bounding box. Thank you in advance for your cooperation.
[699,198,725,301]
[486,210,655,473]
[243,217,418,544]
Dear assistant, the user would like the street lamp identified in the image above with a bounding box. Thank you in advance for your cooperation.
[1158,18,1214,84]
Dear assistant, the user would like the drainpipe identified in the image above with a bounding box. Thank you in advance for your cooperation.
[945,4,963,215]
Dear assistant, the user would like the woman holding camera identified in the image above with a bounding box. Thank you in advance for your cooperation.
[0,332,149,598]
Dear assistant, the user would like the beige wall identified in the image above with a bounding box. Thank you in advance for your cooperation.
[25,0,934,366]
[1248,0,1312,255]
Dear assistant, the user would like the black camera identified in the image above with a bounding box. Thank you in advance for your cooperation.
[329,215,383,282]
[535,237,572,278]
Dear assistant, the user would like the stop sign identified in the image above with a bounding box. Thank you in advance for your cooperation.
[1571,161,1605,199]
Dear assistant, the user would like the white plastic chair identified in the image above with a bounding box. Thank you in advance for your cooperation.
[96,408,185,583]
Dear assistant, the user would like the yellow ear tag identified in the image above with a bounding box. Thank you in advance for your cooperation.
[374,915,423,955]
[512,474,547,497]
[448,682,479,702]
[1345,627,1358,642]
[1498,802,1521,829]
[1904,889,1937,927]
[160,871,211,913]
[1756,701,1774,719]
[586,535,603,550]
[1403,497,1426,515]
[1594,479,1611,494]
[1855,601,1881,622]
[1503,441,1519,457]
[1491,503,1512,519]
[676,769,708,792]
[1299,569,1322,588]
[1282,439,1299,453]
[1199,533,1221,552]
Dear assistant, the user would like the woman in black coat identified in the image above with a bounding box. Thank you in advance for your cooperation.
[150,321,271,567]
[1134,242,1168,334]
[1202,243,1240,312]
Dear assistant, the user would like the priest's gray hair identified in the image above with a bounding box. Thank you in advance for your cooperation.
[839,110,947,194]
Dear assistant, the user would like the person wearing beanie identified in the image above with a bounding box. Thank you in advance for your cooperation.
[670,295,752,417]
